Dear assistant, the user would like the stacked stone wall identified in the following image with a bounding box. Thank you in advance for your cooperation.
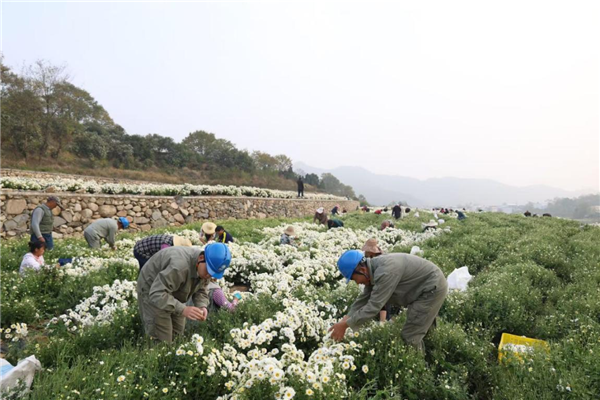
[0,191,358,239]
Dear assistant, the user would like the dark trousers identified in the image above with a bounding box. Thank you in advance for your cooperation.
[31,233,54,250]
[297,189,304,197]
[134,249,150,270]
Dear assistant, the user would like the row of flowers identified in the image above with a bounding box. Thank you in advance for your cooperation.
[0,176,346,200]
[36,218,449,399]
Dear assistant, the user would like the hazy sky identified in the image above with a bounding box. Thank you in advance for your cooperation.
[3,1,599,192]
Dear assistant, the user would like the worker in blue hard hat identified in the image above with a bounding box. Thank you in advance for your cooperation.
[136,242,232,342]
[83,217,129,250]
[329,250,448,351]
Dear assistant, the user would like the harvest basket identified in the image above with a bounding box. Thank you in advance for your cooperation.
[498,333,549,362]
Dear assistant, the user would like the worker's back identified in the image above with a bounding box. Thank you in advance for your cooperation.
[370,253,445,307]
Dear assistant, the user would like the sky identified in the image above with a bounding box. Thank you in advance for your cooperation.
[3,0,599,192]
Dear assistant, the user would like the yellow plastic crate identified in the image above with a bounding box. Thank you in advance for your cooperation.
[498,333,549,362]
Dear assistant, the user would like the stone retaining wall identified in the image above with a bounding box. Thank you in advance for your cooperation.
[0,191,358,239]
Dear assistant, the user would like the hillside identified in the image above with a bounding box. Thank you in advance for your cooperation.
[0,59,356,198]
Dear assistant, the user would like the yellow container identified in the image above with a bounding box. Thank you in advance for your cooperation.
[498,333,549,362]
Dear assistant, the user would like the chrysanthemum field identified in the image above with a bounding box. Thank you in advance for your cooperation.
[1,211,599,399]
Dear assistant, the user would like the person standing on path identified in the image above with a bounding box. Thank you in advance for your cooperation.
[83,217,129,250]
[329,251,448,351]
[392,204,402,220]
[297,177,304,198]
[30,196,63,251]
[136,243,231,342]
[133,234,192,269]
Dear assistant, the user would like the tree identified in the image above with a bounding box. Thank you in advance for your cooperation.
[252,151,278,172]
[273,154,293,173]
[2,60,114,159]
[358,194,370,206]
[319,173,357,198]
[304,173,320,187]
[182,130,216,157]
[71,131,108,161]
[1,62,44,158]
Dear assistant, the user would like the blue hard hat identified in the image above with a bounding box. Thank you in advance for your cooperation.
[204,242,232,279]
[337,250,364,282]
[118,217,129,229]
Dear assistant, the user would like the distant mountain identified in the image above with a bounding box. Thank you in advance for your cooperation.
[294,162,592,207]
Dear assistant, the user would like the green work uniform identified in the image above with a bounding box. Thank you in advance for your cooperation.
[136,246,209,342]
[346,253,448,351]
[83,218,119,248]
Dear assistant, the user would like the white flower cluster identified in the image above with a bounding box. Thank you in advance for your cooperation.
[179,309,361,400]
[1,176,346,200]
[47,279,137,332]
[0,323,28,342]
[60,256,138,277]
[225,222,446,285]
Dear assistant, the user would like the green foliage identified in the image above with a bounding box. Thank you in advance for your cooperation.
[1,59,357,198]
[1,212,599,399]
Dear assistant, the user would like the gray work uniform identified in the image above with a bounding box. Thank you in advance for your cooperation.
[136,246,209,342]
[30,204,54,238]
[346,253,448,351]
[83,218,118,248]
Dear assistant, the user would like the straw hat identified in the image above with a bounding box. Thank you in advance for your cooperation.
[172,235,192,247]
[201,222,217,235]
[316,207,324,214]
[361,238,382,255]
[284,226,296,236]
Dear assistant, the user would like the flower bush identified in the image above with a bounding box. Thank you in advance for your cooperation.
[0,211,599,399]
[1,176,346,200]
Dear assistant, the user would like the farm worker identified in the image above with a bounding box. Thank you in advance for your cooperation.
[200,222,217,244]
[215,225,234,244]
[30,195,63,251]
[380,220,395,230]
[361,238,392,322]
[133,234,192,269]
[280,226,297,246]
[329,251,448,351]
[374,209,382,215]
[422,220,438,232]
[20,241,47,275]
[327,219,344,230]
[207,281,241,313]
[297,177,304,198]
[331,205,340,216]
[392,204,402,220]
[83,217,129,250]
[136,243,231,342]
[456,211,466,221]
[361,238,382,258]
[313,208,328,225]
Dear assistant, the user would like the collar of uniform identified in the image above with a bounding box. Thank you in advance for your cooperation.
[366,257,376,285]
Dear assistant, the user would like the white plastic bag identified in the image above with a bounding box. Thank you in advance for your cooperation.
[438,219,445,224]
[0,356,41,396]
[410,246,424,256]
[447,266,473,291]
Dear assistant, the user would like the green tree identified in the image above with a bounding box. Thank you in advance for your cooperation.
[304,173,320,187]
[1,62,44,158]
[252,151,278,171]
